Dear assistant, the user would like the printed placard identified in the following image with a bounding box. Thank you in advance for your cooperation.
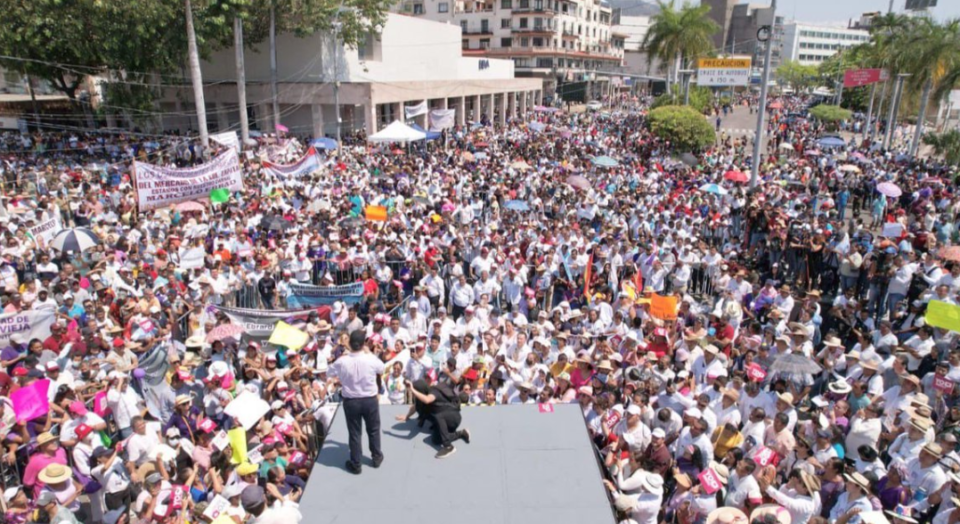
[698,467,723,495]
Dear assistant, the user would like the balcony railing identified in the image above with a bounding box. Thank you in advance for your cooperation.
[512,26,555,33]
[511,6,555,13]
[463,28,494,35]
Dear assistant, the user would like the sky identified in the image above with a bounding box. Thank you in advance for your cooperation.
[747,0,960,25]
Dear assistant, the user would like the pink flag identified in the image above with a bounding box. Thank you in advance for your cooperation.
[275,123,289,133]
[11,379,51,422]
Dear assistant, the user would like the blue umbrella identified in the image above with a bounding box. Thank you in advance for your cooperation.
[528,122,546,132]
[698,183,729,196]
[817,136,845,148]
[592,156,620,168]
[310,137,338,150]
[504,200,530,212]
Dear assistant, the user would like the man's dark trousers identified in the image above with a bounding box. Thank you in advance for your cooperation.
[343,396,382,467]
[430,411,463,447]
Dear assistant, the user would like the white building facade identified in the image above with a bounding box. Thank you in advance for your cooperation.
[780,22,870,66]
[159,13,543,137]
[394,0,624,98]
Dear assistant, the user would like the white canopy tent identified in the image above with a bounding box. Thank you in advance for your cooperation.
[367,120,426,143]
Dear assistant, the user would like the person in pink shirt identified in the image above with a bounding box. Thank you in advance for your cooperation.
[22,432,68,493]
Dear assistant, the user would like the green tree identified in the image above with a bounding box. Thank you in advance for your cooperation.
[642,0,719,95]
[899,18,960,156]
[776,60,818,93]
[651,85,713,114]
[648,105,715,151]
[923,130,960,166]
[808,104,852,131]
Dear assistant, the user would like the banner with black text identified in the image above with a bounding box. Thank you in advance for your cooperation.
[134,149,243,211]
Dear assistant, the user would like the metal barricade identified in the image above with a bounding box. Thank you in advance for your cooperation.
[232,284,261,309]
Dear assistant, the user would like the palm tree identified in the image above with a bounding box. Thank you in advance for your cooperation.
[901,18,960,156]
[642,0,719,95]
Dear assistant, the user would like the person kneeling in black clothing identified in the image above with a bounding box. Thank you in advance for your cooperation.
[397,379,471,459]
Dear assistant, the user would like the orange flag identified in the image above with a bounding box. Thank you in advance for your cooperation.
[364,205,387,221]
[650,293,678,321]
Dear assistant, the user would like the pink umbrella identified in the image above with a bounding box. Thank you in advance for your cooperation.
[804,150,821,156]
[876,182,902,198]
[275,123,289,133]
[566,175,591,190]
[174,201,206,212]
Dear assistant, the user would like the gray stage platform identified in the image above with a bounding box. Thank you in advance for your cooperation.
[304,404,617,524]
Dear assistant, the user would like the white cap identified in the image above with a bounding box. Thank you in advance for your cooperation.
[651,428,666,439]
[271,400,284,410]
[3,486,20,502]
[684,407,702,419]
[626,405,642,416]
[409,302,418,309]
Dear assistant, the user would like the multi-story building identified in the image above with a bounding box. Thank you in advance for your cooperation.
[395,0,625,99]
[780,22,871,66]
[702,0,737,52]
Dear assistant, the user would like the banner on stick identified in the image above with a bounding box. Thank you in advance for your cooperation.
[286,282,364,308]
[134,149,243,211]
[262,147,321,179]
[210,131,240,152]
[28,207,62,245]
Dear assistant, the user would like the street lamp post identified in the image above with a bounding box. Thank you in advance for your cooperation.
[884,73,910,150]
[749,0,776,189]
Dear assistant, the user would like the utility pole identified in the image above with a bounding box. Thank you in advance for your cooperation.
[888,0,895,14]
[269,1,280,130]
[749,0,776,189]
[185,0,209,146]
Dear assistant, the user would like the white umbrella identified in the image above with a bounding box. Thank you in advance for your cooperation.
[50,228,101,254]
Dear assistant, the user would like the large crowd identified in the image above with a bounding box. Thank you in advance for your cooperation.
[0,91,958,524]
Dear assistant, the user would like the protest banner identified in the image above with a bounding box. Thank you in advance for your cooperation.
[286,282,364,308]
[0,309,56,349]
[881,223,904,238]
[746,363,767,382]
[225,391,271,430]
[404,101,428,119]
[178,247,206,270]
[429,109,456,131]
[210,131,240,152]
[753,445,779,467]
[203,495,231,521]
[650,293,678,321]
[262,147,321,179]
[28,207,62,245]
[925,300,960,333]
[11,379,50,422]
[134,148,243,211]
[215,305,317,339]
[212,430,230,451]
[934,374,955,393]
[269,321,310,350]
[698,468,723,495]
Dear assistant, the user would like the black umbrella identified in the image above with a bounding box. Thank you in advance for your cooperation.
[50,228,101,253]
[262,216,292,231]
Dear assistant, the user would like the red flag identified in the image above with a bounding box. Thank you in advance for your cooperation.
[633,265,643,294]
[583,253,594,303]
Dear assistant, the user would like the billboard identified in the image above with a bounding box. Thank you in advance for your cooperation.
[697,58,752,86]
[905,0,937,10]
[843,68,889,88]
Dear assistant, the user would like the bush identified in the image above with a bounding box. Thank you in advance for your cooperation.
[648,105,716,152]
[808,104,852,130]
[651,86,714,114]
